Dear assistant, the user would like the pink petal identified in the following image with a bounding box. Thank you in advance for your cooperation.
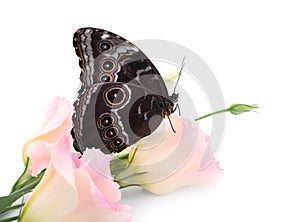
[81,149,122,203]
[38,118,72,143]
[61,166,131,222]
[22,97,72,162]
[193,159,223,184]
[26,140,51,176]
[36,97,72,138]
[52,136,76,187]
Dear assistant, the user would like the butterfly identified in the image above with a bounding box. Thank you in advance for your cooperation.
[71,27,179,154]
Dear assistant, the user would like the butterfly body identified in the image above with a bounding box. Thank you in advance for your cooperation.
[72,28,177,153]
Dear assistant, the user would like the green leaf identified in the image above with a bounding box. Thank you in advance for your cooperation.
[0,194,24,215]
[0,215,19,222]
[112,147,131,160]
[11,158,31,192]
[116,171,148,188]
[0,170,44,215]
[110,158,129,176]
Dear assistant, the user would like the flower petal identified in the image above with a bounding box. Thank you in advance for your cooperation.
[52,136,76,187]
[58,164,131,222]
[36,96,72,137]
[22,97,72,163]
[81,149,122,203]
[142,159,223,194]
[26,140,51,176]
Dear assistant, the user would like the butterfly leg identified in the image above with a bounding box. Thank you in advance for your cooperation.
[167,115,176,133]
[172,103,181,116]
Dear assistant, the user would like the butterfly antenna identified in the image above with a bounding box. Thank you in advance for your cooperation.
[173,57,186,94]
[167,115,176,133]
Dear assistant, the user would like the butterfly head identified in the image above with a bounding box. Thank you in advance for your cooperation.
[171,93,178,105]
[169,92,179,113]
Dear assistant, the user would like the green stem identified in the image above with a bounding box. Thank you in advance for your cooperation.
[195,108,229,121]
[195,103,258,121]
[2,204,24,212]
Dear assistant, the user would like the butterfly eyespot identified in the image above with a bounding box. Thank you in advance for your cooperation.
[98,41,112,52]
[100,59,116,72]
[97,114,114,128]
[99,73,113,82]
[112,137,125,147]
[104,87,126,106]
[104,127,118,139]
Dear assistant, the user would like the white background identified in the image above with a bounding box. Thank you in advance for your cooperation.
[0,0,300,221]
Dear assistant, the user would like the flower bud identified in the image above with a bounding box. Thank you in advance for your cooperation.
[228,104,258,115]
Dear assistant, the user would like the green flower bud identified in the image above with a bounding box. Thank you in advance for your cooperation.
[228,104,259,115]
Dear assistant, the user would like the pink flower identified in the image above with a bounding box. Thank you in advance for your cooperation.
[116,114,223,195]
[20,136,130,222]
[22,97,72,163]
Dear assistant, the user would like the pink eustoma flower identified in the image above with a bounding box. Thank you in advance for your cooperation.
[117,114,223,194]
[20,136,130,222]
[20,97,130,222]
